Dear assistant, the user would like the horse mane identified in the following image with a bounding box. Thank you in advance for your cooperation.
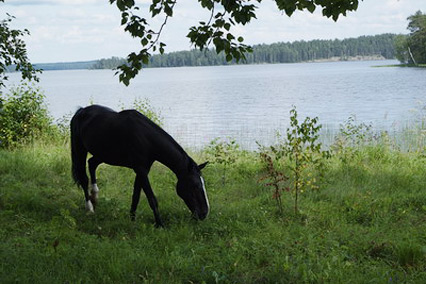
[122,109,197,170]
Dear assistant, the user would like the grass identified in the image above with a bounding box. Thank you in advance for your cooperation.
[0,138,425,283]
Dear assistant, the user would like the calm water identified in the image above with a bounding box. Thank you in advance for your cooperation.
[6,60,426,148]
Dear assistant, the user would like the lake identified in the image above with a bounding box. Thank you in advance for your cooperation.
[5,60,426,149]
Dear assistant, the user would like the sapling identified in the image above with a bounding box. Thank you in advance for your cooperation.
[258,106,330,214]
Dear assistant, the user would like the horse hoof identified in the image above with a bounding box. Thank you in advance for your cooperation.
[89,195,97,208]
[130,213,136,221]
[155,221,165,228]
[85,200,95,213]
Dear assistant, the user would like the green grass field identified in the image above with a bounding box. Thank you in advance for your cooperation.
[0,137,425,283]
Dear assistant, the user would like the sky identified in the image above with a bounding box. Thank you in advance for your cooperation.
[2,0,425,63]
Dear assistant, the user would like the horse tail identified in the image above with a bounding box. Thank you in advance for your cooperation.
[70,108,88,189]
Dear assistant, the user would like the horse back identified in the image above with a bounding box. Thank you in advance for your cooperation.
[73,105,160,168]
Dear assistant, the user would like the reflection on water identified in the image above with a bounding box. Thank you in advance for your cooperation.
[6,60,425,149]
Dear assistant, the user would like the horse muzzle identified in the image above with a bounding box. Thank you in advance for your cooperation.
[193,208,208,220]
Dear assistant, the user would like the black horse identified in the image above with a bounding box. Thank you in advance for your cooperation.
[70,105,209,227]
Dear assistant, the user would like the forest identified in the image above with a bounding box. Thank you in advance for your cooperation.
[33,61,96,71]
[92,33,397,69]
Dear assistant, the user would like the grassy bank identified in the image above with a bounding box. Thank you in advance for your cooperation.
[0,137,425,283]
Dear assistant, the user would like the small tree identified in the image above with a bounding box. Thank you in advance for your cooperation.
[394,10,426,65]
[284,107,330,213]
[0,5,40,88]
[258,107,330,214]
[407,10,426,64]
[394,34,409,64]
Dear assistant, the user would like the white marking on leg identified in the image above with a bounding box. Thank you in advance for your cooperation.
[85,200,94,213]
[200,176,209,214]
[91,183,99,202]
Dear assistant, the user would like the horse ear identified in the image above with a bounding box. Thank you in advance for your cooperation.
[198,161,209,170]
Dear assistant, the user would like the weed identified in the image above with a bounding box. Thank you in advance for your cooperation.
[332,114,376,162]
[396,243,425,268]
[55,111,73,141]
[205,137,239,185]
[258,149,288,213]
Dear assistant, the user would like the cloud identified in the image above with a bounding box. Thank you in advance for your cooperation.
[3,0,426,62]
[4,0,103,5]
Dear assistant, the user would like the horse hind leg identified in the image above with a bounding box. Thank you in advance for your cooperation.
[91,184,100,205]
[81,180,94,213]
[76,161,94,213]
[88,157,102,207]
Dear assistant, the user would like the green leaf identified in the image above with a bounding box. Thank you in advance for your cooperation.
[142,55,149,65]
[121,14,128,25]
[116,0,126,11]
[124,0,134,9]
[164,4,173,17]
[226,33,235,41]
[151,8,162,17]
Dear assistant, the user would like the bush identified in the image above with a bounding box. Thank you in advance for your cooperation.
[258,106,330,214]
[119,97,164,127]
[0,83,53,148]
[204,137,240,185]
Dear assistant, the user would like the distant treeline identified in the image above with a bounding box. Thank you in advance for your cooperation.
[150,34,397,67]
[92,33,397,69]
[15,34,396,72]
[33,61,96,71]
[90,57,127,70]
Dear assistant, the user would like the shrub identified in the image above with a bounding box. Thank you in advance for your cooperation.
[258,148,288,213]
[204,137,240,185]
[0,83,53,148]
[119,97,164,127]
[55,111,74,142]
[258,106,330,214]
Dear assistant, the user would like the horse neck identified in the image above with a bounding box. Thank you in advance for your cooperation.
[155,143,192,178]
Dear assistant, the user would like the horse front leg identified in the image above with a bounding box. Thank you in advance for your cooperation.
[131,172,164,227]
[130,174,142,222]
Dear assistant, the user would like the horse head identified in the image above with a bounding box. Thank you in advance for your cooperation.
[176,161,209,220]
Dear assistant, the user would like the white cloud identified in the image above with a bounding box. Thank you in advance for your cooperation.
[4,0,104,5]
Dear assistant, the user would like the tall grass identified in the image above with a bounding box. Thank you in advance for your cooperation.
[0,130,425,283]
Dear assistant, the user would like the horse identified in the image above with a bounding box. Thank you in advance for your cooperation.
[70,104,209,227]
